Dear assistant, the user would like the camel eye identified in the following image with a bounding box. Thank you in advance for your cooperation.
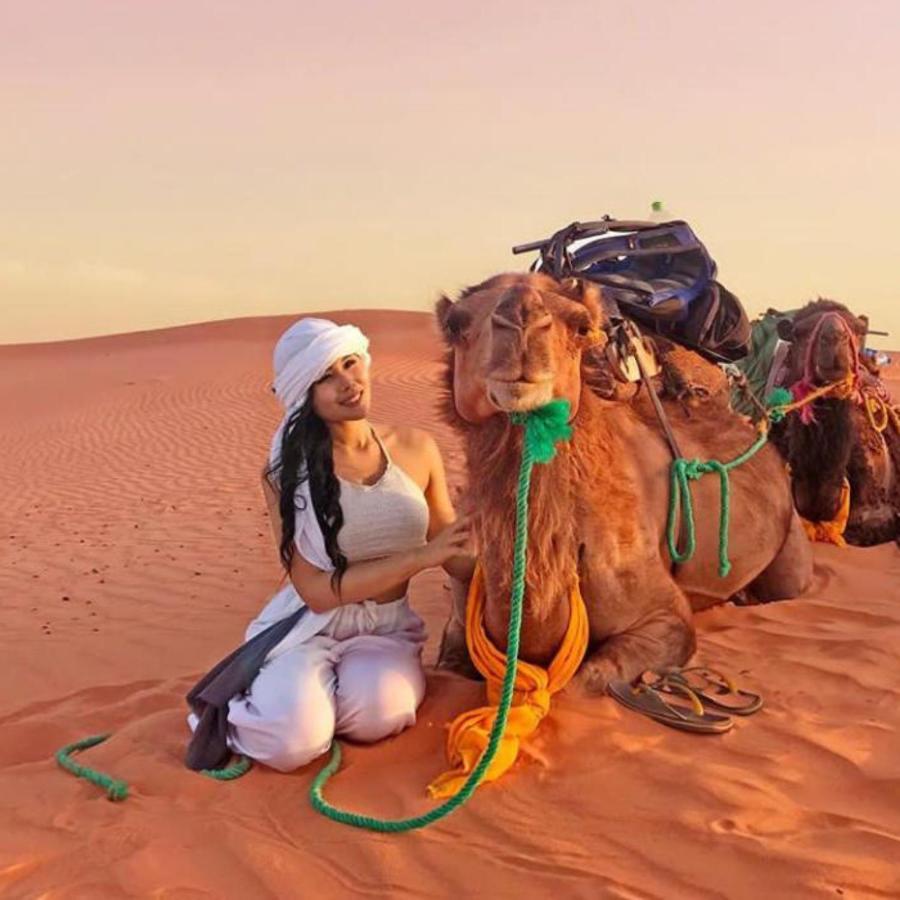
[569,315,592,337]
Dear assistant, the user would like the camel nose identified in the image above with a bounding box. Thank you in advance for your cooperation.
[491,288,552,332]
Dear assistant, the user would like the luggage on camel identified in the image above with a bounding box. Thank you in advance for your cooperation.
[513,216,752,364]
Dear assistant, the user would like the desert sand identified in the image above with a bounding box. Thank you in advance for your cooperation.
[1,311,898,899]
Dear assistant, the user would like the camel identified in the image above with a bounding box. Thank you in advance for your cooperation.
[765,300,900,546]
[435,273,812,692]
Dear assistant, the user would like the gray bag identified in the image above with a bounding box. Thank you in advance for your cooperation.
[184,606,307,770]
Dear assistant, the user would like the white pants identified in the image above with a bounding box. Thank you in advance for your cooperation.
[223,596,427,772]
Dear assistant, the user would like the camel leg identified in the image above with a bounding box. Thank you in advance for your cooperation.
[746,512,813,602]
[845,503,897,546]
[575,592,696,695]
[435,574,480,680]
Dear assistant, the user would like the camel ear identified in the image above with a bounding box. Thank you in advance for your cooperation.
[435,294,471,346]
[558,276,601,306]
[776,318,794,341]
[435,294,453,328]
[566,280,605,329]
[577,280,603,309]
[558,276,595,300]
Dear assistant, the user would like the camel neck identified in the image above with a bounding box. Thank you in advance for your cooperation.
[464,410,578,665]
[784,397,854,521]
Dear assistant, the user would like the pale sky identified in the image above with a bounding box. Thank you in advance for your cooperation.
[2,1,899,346]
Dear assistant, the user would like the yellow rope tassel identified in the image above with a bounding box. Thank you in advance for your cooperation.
[427,563,589,799]
[800,477,851,547]
[865,394,893,434]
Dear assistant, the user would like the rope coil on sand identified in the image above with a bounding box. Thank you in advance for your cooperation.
[55,731,252,800]
[55,735,129,802]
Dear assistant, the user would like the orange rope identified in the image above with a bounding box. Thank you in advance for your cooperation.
[865,394,890,433]
[891,405,900,433]
[770,374,899,437]
[766,374,856,423]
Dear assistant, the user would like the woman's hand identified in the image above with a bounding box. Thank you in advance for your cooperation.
[420,515,473,569]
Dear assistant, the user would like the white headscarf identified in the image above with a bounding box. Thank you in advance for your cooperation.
[267,317,371,572]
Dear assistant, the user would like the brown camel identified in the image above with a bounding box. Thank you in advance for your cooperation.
[768,300,900,546]
[435,273,812,691]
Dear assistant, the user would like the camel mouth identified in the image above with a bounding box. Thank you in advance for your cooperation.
[485,378,554,412]
[818,364,852,382]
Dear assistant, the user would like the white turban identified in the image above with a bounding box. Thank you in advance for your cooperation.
[272,318,370,411]
[268,317,371,470]
[266,317,371,574]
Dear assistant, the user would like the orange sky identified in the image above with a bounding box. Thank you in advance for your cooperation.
[2,1,899,347]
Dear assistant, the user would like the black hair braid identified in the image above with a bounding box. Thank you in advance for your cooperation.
[264,398,348,597]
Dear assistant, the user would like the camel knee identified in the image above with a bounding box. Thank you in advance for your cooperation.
[577,612,696,695]
[436,617,480,679]
[750,514,813,601]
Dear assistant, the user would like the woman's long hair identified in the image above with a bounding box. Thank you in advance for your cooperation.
[265,397,348,597]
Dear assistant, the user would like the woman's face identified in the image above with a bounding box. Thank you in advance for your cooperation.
[310,353,372,421]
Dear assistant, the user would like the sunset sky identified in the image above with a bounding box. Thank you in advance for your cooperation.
[3,1,898,346]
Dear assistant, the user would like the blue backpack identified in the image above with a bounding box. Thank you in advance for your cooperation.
[513,216,751,363]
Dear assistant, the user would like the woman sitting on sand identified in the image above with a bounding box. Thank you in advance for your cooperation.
[186,317,475,772]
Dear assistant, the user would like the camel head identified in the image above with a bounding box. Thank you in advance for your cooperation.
[782,299,868,387]
[435,273,607,423]
[779,300,868,526]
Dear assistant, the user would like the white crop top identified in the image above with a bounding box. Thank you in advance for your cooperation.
[335,429,429,562]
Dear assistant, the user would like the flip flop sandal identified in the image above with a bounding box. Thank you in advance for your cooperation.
[607,678,734,734]
[653,666,763,717]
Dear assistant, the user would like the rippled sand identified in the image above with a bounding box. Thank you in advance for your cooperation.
[1,314,897,899]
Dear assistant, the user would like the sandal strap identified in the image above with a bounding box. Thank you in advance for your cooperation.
[651,666,763,715]
[678,665,738,693]
[639,677,705,717]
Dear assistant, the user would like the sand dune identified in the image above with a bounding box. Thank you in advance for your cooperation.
[1,314,898,899]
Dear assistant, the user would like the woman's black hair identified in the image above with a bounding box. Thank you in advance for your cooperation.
[265,395,348,598]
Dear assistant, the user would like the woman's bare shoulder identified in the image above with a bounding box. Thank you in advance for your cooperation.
[374,423,435,455]
[374,424,438,491]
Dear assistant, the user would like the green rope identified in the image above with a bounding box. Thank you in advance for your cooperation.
[666,388,792,577]
[201,755,253,780]
[55,734,129,801]
[309,398,573,832]
[56,732,251,798]
[766,387,792,424]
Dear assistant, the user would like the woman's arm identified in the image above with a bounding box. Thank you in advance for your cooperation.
[422,435,477,583]
[260,467,470,612]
